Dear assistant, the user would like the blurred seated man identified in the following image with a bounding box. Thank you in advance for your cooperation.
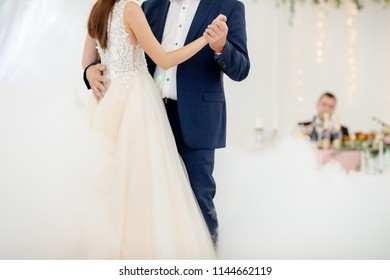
[298,92,349,144]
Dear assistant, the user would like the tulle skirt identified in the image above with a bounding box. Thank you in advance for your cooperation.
[0,72,215,259]
[84,71,215,259]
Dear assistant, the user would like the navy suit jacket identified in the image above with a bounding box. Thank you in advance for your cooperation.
[141,0,250,149]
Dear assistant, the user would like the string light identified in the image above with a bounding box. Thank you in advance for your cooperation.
[347,0,358,105]
[293,6,305,118]
[315,1,326,65]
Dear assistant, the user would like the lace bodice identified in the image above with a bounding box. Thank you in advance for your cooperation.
[96,0,148,81]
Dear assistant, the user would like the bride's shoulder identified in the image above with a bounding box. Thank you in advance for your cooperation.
[123,0,142,11]
[123,0,143,16]
[123,0,142,7]
[123,0,146,25]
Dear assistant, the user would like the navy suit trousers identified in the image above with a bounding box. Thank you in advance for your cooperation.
[164,101,218,244]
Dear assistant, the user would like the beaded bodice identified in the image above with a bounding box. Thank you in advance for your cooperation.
[96,0,148,80]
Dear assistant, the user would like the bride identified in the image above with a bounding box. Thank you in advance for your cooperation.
[80,0,222,259]
[0,0,221,260]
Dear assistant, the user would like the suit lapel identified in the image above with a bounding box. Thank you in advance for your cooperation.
[153,0,171,43]
[185,0,215,45]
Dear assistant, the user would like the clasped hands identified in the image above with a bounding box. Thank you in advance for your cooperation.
[87,14,228,102]
[203,14,228,54]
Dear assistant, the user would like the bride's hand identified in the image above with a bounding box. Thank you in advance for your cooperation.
[212,14,227,24]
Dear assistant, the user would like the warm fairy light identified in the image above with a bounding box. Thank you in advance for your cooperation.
[293,7,306,120]
[347,0,358,105]
[315,2,326,65]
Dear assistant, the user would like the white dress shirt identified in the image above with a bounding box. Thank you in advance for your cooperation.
[153,0,201,100]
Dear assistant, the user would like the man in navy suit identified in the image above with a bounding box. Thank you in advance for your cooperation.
[84,0,250,245]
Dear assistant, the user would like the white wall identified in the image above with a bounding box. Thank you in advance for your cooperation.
[226,0,390,148]
[1,0,389,149]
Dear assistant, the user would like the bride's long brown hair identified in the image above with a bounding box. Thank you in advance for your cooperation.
[87,0,117,50]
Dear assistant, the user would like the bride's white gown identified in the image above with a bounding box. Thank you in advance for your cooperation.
[85,0,215,259]
[0,0,215,260]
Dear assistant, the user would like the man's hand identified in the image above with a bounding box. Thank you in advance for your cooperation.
[204,14,228,54]
[86,64,110,103]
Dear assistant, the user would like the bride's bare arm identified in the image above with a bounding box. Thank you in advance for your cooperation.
[123,2,224,70]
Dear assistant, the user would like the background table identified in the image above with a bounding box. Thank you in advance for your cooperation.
[318,149,362,171]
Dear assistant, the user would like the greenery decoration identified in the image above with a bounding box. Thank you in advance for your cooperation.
[275,0,390,14]
[267,0,390,24]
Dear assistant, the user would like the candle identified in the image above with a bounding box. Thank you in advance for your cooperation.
[255,118,263,130]
[379,138,384,173]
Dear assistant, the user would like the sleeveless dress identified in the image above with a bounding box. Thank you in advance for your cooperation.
[83,0,216,259]
[0,0,214,260]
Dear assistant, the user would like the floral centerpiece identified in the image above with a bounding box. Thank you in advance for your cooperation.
[343,127,390,154]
